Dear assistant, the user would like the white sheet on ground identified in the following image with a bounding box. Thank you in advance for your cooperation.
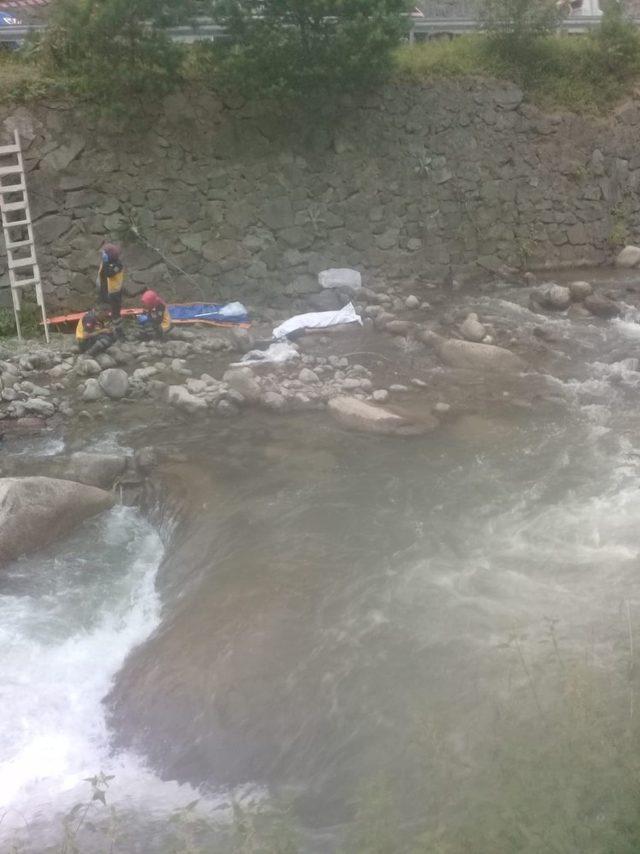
[272,303,362,340]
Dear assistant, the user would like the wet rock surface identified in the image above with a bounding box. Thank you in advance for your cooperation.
[0,476,114,566]
[328,396,437,436]
[0,272,636,452]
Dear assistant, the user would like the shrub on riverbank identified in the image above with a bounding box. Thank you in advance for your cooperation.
[1,1,640,116]
[397,3,640,114]
[0,303,42,339]
[398,0,640,113]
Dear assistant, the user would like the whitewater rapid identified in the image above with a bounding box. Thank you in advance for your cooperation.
[0,506,214,849]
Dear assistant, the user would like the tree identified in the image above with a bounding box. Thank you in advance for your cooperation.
[589,0,640,81]
[481,0,565,66]
[40,0,193,116]
[208,0,411,103]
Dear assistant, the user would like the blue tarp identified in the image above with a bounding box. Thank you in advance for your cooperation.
[138,302,249,327]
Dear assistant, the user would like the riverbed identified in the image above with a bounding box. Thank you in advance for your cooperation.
[2,279,640,852]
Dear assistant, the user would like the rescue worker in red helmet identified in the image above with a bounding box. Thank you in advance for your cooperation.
[97,242,125,339]
[75,305,115,355]
[139,289,171,340]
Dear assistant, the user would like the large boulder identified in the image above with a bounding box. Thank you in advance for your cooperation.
[57,452,128,489]
[327,396,437,436]
[99,368,129,399]
[0,476,114,566]
[423,333,526,373]
[616,246,640,268]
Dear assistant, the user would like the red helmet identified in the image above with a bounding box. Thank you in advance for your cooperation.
[141,289,162,309]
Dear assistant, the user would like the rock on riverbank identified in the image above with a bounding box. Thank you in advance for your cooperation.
[0,476,114,566]
[328,396,438,436]
[0,273,632,445]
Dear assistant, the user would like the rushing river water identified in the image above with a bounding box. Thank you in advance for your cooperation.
[2,284,640,851]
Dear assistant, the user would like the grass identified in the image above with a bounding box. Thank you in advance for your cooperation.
[0,49,58,104]
[0,303,44,339]
[3,24,640,116]
[395,34,492,80]
[395,30,640,115]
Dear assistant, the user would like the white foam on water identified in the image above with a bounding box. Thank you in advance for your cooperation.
[84,431,128,454]
[393,421,640,660]
[5,436,65,457]
[0,506,224,848]
[612,308,640,338]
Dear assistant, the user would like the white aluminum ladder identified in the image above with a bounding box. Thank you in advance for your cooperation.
[0,130,49,343]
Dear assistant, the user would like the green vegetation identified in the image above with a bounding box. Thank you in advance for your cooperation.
[397,0,640,114]
[37,0,187,117]
[482,0,564,68]
[0,0,410,114]
[0,302,42,338]
[609,198,633,247]
[6,775,300,852]
[1,0,640,115]
[208,0,410,102]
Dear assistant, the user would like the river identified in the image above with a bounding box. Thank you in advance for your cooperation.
[2,282,640,852]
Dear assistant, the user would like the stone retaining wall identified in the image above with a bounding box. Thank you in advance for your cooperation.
[2,79,640,311]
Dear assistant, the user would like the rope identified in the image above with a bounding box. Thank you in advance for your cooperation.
[16,186,208,300]
[127,220,206,299]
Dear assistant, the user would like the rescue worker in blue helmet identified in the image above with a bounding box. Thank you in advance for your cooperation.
[97,242,125,340]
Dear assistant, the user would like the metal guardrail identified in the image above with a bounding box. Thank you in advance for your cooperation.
[412,14,611,37]
[0,15,634,46]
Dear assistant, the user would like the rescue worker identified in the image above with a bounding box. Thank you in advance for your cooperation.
[97,242,125,339]
[75,305,115,355]
[139,289,171,340]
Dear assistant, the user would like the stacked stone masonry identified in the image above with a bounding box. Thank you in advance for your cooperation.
[2,80,640,311]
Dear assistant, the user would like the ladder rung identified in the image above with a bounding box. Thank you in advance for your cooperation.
[2,216,30,227]
[11,279,40,290]
[4,219,31,231]
[0,144,20,155]
[0,183,25,194]
[8,255,36,270]
[1,200,27,213]
[0,164,21,178]
[5,238,32,250]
